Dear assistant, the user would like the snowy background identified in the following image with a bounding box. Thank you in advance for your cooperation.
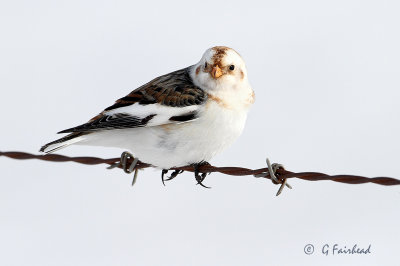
[1,0,399,265]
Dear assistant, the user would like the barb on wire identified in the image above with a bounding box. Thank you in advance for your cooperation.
[1,151,400,195]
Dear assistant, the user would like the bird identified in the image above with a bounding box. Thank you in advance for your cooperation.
[40,46,255,185]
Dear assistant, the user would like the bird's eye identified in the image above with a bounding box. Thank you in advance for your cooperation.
[204,62,208,68]
[229,65,235,71]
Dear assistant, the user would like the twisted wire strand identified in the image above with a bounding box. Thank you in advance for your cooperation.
[1,151,399,186]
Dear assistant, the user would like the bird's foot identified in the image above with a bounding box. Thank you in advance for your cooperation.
[193,162,211,189]
[107,151,139,186]
[161,169,184,186]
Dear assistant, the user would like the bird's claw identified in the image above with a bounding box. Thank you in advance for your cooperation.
[161,169,184,186]
[194,162,211,189]
[166,170,184,181]
[161,163,210,188]
[195,173,210,188]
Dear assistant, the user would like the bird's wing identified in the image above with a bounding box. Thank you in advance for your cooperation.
[58,67,206,134]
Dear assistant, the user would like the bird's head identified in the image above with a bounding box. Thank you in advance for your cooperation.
[191,46,254,109]
[193,46,249,91]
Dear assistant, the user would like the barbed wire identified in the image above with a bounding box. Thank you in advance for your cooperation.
[1,151,399,195]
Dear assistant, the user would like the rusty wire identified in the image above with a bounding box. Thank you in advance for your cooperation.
[1,151,399,188]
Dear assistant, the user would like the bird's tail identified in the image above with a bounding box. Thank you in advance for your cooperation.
[40,132,86,154]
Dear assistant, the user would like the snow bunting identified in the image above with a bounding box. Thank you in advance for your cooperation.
[41,46,255,172]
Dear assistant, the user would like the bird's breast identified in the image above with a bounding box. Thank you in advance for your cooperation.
[137,100,249,168]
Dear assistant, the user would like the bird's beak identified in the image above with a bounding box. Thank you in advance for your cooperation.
[211,65,223,79]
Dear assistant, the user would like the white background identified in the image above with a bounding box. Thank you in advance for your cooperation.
[1,0,399,265]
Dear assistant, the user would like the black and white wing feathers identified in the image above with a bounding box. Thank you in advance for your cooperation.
[59,67,206,133]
